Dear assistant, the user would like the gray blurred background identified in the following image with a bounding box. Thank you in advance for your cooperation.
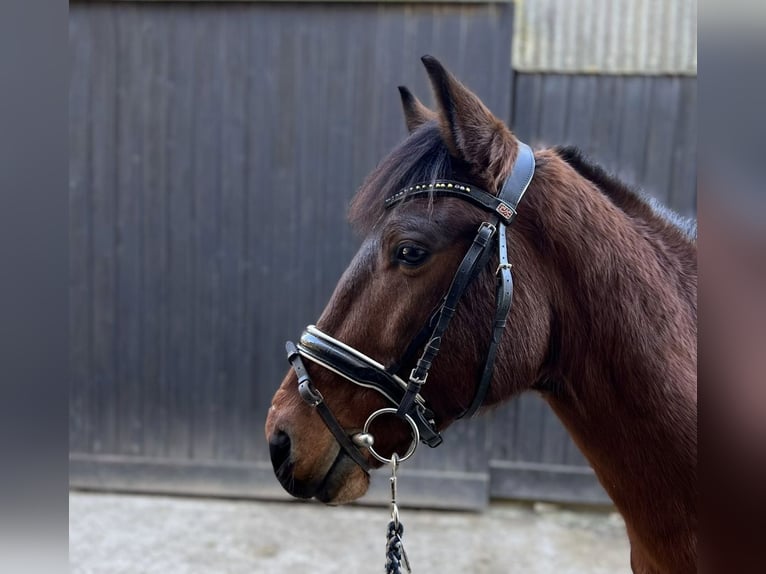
[69,0,696,513]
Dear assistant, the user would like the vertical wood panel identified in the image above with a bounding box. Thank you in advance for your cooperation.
[114,5,145,456]
[669,78,697,217]
[513,72,697,212]
[69,13,93,454]
[88,6,119,455]
[214,9,249,462]
[643,77,681,204]
[538,75,570,143]
[139,6,172,459]
[564,76,597,154]
[590,75,624,167]
[187,8,220,462]
[165,8,196,460]
[616,76,653,189]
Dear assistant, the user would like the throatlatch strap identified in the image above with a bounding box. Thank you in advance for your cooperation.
[459,143,534,417]
[459,222,514,418]
[287,341,371,472]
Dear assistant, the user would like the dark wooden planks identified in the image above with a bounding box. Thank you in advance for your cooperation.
[69,11,93,454]
[512,73,697,215]
[164,7,196,461]
[186,7,221,463]
[669,77,697,216]
[87,5,120,456]
[114,4,145,457]
[214,8,250,462]
[643,77,681,204]
[564,75,598,154]
[138,5,172,460]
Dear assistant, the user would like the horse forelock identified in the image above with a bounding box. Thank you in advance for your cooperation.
[349,121,453,234]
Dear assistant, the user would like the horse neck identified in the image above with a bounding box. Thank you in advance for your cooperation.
[516,151,697,568]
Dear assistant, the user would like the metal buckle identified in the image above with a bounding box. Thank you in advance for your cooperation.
[298,380,324,407]
[408,368,428,386]
[495,262,513,276]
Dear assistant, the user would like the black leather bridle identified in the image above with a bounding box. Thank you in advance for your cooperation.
[285,142,535,473]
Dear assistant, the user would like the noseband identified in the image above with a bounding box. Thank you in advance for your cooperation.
[285,142,535,473]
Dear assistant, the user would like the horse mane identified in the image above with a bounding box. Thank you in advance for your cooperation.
[555,145,697,242]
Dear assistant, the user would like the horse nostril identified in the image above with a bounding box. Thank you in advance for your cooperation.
[269,430,292,472]
[268,429,316,499]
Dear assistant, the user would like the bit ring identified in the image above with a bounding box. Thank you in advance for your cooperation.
[362,408,420,464]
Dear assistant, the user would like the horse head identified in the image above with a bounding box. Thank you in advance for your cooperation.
[264,56,551,503]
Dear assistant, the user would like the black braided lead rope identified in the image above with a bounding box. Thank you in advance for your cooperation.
[385,452,411,573]
[385,519,409,574]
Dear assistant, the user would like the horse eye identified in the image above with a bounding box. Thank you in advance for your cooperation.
[395,244,429,267]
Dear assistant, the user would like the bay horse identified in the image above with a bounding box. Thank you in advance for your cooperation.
[265,56,697,574]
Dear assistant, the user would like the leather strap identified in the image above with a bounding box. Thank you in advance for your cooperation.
[459,224,513,417]
[385,182,518,224]
[287,341,372,472]
[395,221,496,417]
[498,142,535,211]
[460,143,534,417]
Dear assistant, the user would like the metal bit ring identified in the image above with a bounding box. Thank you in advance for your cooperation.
[362,408,420,464]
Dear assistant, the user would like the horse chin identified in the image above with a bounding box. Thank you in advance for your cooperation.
[314,453,370,505]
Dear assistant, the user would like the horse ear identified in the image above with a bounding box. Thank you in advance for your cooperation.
[398,86,436,133]
[421,55,517,191]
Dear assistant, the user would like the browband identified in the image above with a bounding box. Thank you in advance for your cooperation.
[385,143,535,218]
[385,181,519,223]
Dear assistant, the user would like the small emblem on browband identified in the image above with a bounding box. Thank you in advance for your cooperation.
[496,203,515,221]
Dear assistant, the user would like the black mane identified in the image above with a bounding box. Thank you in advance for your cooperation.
[349,121,454,233]
[556,146,697,241]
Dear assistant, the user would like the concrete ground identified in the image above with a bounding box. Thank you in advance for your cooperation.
[70,491,631,574]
